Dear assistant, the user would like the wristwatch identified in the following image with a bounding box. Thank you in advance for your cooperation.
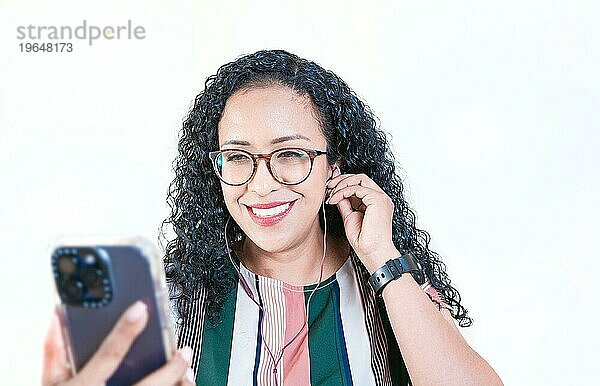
[368,251,420,296]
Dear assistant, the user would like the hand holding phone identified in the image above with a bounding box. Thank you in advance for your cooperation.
[42,302,195,386]
[42,237,196,386]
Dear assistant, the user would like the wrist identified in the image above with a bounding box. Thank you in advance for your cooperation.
[380,271,415,298]
[366,250,420,297]
[362,246,401,275]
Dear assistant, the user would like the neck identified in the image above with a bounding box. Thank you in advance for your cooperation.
[234,225,350,286]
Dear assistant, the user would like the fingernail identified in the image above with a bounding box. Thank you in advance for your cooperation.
[186,367,195,383]
[180,346,193,363]
[126,301,147,322]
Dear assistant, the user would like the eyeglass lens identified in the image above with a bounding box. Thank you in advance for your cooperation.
[215,149,312,184]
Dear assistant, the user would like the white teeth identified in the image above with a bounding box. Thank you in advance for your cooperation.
[250,202,291,217]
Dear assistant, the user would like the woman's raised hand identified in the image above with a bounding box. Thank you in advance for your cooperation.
[326,170,401,274]
[41,301,196,386]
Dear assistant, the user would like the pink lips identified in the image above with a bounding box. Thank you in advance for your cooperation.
[246,200,296,226]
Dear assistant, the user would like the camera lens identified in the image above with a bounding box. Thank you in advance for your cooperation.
[81,267,103,288]
[57,255,78,275]
[61,278,84,301]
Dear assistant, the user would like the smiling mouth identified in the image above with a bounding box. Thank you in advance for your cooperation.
[245,199,297,226]
[248,201,293,217]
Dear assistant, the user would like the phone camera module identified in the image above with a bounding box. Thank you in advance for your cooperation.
[52,247,113,308]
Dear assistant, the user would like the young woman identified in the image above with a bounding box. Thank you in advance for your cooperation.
[42,49,503,386]
[162,49,503,385]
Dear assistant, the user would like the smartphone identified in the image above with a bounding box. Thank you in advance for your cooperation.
[49,236,175,385]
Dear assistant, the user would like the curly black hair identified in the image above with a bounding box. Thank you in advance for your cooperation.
[159,49,473,330]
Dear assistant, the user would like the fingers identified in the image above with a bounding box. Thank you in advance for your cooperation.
[40,302,194,386]
[327,185,383,207]
[134,347,195,386]
[326,172,384,194]
[76,301,148,385]
[336,195,356,221]
[41,307,71,386]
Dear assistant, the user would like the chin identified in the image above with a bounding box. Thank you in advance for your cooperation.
[247,228,294,250]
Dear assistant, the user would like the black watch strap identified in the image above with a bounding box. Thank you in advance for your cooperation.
[368,252,420,296]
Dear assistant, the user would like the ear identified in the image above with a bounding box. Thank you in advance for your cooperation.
[328,161,342,179]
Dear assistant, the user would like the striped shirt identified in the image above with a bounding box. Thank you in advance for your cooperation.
[173,251,451,386]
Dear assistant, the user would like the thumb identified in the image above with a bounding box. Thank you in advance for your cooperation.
[41,306,71,386]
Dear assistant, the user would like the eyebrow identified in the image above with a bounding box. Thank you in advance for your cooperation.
[221,134,311,147]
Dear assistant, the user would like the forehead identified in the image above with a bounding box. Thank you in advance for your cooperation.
[217,85,325,149]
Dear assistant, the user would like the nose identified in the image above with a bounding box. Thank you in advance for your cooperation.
[247,158,281,195]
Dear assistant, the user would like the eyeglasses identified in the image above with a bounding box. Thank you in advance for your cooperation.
[208,147,328,186]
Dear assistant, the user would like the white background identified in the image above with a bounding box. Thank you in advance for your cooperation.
[1,0,598,384]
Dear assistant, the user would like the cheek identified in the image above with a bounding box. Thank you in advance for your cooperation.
[301,182,326,206]
[222,187,243,209]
